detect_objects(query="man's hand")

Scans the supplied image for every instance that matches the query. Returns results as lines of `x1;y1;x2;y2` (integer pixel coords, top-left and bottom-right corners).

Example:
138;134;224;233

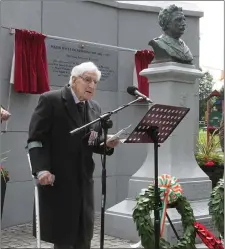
38;172;55;186
1;107;11;121
106;135;120;148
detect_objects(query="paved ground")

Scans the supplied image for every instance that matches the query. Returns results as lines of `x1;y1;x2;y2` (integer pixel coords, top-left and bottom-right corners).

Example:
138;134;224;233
1;213;207;248
1;214;131;248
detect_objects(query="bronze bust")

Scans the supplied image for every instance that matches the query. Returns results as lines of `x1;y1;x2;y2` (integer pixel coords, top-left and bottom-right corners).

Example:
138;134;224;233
149;4;194;64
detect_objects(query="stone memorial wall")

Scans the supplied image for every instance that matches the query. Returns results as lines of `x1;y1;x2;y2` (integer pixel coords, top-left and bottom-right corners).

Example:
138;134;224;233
45;39;118;91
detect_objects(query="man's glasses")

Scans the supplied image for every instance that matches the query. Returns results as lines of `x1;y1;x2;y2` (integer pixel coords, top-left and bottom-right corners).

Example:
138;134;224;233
79;76;98;85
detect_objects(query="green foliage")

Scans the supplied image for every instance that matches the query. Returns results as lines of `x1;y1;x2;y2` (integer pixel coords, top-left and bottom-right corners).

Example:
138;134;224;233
195;153;223;167
199;72;214;100
132;185;196;249
196;130;220;155
199;71;214;120
208;178;224;238
195;129;223;166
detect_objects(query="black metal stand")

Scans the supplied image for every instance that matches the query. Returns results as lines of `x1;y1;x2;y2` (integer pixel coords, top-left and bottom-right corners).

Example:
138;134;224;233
123;104;190;247
166;213;180;240
147;126;161;249
99;118;113;249
148;126;180;248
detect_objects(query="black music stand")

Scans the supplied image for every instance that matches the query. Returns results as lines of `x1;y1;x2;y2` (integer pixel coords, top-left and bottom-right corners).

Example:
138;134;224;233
124;104;190;249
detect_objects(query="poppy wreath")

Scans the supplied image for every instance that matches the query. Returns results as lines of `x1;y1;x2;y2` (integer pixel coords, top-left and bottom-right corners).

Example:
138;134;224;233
132;174;196;249
194;222;224;249
208;178;224;238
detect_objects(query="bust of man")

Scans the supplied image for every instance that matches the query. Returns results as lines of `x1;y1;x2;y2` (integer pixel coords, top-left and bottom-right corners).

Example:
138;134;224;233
149;4;194;64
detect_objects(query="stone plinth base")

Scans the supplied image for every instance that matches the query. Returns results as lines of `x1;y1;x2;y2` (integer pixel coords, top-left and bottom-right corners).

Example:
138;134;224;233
105;199;218;245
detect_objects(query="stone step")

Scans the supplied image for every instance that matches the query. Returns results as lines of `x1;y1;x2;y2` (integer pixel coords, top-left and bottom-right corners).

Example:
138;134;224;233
196;244;207;249
105;199;217;244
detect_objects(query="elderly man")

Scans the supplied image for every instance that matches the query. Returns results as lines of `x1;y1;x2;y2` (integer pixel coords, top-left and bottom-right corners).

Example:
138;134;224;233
27;61;119;249
149;4;193;64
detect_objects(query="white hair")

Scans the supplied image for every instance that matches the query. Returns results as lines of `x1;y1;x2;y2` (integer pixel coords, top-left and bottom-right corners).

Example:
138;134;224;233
69;61;101;85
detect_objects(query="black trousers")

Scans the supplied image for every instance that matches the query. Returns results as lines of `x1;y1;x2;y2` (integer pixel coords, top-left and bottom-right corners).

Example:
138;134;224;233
54;241;91;249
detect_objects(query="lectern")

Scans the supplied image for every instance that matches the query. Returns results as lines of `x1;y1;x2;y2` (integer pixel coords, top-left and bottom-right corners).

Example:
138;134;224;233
124;104;190;249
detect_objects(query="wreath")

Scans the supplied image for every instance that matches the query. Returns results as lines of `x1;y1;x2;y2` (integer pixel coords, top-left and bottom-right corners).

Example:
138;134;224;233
132;174;196;249
209;178;224;238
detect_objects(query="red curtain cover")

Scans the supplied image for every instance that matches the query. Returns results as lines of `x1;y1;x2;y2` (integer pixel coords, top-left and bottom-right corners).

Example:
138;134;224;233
135;50;154;97
14;29;50;94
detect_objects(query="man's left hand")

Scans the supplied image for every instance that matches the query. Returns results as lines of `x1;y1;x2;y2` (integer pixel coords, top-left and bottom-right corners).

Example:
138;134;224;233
106;135;120;148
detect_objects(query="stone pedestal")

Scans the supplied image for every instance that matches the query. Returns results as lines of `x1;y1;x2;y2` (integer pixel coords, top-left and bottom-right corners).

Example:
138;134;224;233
105;62;217;244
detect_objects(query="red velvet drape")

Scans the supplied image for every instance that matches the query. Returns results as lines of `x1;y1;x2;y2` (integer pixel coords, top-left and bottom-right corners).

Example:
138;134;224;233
14;29;50;94
135;50;154;97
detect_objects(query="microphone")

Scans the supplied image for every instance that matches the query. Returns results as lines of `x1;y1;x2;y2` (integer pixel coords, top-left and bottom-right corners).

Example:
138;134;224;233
127;86;153;103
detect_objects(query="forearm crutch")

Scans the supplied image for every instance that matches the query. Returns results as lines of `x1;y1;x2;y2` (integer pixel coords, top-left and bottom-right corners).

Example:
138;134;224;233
27;152;41;248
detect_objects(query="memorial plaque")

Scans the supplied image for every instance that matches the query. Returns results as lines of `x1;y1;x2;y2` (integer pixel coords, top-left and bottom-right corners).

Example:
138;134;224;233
45;39;118;91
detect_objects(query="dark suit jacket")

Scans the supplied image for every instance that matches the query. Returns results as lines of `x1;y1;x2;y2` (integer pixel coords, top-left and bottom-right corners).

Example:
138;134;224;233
27;85;114;245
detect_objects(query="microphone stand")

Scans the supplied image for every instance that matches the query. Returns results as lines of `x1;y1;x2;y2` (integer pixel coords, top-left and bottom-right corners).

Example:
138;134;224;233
70;96;146;249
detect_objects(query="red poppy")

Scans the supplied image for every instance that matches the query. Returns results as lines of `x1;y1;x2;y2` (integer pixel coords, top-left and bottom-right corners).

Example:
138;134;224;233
205;161;215;166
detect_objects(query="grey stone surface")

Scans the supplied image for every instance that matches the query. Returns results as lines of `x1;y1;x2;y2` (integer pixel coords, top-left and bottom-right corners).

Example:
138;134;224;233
1;214;131;248
1;86;60;132
127;178;212;201
90;0;204;18
1;213;207;248
105;199;217;244
1;181;34;228
1;1;42;32
42;1;118;46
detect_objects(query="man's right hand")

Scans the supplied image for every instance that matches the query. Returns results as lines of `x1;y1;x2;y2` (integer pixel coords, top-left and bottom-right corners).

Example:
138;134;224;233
1;107;11;121
38;171;55;186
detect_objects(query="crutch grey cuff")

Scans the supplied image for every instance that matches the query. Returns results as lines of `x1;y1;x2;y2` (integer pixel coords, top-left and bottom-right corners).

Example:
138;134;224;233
27;141;43;150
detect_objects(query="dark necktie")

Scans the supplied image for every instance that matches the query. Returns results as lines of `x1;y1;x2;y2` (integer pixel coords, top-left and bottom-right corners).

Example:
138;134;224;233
77;102;85;124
